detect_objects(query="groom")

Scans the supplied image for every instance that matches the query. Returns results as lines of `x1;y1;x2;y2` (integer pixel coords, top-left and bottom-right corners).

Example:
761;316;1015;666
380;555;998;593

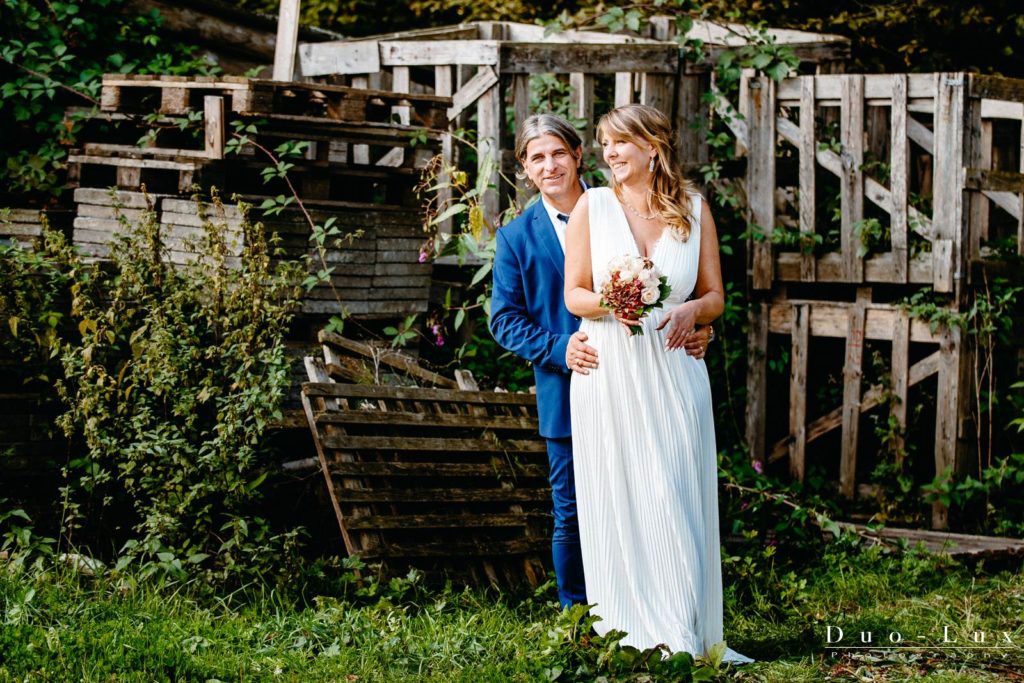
489;114;712;609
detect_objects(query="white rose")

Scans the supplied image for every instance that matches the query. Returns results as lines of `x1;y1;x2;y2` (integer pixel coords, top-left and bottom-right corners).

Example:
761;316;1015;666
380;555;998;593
641;285;659;304
618;268;636;282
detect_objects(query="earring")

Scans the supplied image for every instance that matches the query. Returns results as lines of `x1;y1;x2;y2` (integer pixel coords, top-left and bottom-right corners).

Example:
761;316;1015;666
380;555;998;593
648;156;656;172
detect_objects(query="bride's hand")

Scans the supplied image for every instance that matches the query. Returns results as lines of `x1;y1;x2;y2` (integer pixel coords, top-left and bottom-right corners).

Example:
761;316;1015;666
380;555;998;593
655;302;698;350
613;311;643;333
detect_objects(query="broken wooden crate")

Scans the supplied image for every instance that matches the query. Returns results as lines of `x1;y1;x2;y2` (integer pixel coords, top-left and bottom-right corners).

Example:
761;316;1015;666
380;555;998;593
300;331;551;587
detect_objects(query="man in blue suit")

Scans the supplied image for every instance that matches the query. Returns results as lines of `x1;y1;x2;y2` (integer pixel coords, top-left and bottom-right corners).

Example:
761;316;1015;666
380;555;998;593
489;114;713;610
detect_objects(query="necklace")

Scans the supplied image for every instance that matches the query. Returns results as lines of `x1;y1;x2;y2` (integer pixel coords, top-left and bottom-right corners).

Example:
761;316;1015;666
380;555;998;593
622;199;657;221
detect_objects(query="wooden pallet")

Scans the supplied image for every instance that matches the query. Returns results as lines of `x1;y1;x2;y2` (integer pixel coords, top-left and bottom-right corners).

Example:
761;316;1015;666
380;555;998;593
100;74;451;128
0;208;73;248
300;333;550;588
71;188;433;318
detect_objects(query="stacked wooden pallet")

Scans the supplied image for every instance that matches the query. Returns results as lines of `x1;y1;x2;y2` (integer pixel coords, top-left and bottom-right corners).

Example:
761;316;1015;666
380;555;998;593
72;188;431;317
0;208;73;248
66;74;451;319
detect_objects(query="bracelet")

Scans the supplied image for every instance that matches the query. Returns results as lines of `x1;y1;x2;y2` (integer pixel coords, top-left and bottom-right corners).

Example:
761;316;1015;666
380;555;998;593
708;324;716;343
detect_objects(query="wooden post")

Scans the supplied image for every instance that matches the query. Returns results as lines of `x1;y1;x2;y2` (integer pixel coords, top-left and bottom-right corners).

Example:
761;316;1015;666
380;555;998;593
272;0;301;81
964;89;985;279
351;76;370;165
746;76;776;290
513;74;532;199
204;96;224;160
840;75;865;283
435;66;454;237
798;76;816;282
376;66;410;167
840;288;869;499
933;325;961;529
477;83;502;223
932;73;965;293
745;302;769;465
789;303;809;481
890;74;909;283
891;309;910;468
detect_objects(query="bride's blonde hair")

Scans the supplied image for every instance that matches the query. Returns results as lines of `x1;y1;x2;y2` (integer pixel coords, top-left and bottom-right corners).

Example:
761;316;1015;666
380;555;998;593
597;104;697;241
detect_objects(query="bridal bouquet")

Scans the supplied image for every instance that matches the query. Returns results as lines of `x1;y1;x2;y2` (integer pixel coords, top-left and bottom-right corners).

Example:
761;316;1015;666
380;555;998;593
599;255;671;336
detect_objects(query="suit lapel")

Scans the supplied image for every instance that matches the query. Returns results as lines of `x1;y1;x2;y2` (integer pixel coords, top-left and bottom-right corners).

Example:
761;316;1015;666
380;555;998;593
531;203;565;280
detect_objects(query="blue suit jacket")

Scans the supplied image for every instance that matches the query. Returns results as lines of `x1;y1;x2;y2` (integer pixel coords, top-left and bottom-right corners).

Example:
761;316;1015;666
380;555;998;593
489;199;580;439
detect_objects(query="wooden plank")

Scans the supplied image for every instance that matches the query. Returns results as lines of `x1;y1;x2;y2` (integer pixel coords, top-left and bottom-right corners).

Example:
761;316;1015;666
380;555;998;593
331;487;551;504
745;302;768;463
501;44;678;74
890;74;909;282
67;154;201;171
766;299;941;343
381;40;500;67
318;330;458;387
316;410;538;431
746;76;776;289
305;381;536;406
298;40;381;76
349;76;370;165
159;77;188;115
614;72;633;107
321;434;545;452
356;538;550;560
204;96;224;160
345;512;548;530
840;76;865;282
676;74;703;166
931;74;965;293
839;288;869;499
963;168;1024;193
933;325;961;530
299;388;354;554
798;76;816;281
968;73;1024;102
448;66;499;121
272;0;301;81
327;461;546;478
891;309;910;467
569;73;595;150
477;82;502;222
789;304;809;481
375;66;410;168
965;93;985;275
639;73;673;117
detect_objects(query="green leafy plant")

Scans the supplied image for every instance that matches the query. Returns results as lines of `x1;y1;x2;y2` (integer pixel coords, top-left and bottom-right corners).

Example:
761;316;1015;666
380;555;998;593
55;190;305;585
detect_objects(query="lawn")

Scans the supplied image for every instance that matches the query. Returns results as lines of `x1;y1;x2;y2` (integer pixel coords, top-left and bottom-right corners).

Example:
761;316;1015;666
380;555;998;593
2;542;1022;682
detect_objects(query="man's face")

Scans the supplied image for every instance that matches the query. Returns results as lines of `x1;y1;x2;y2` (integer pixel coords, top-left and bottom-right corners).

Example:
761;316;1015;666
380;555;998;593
522;134;582;202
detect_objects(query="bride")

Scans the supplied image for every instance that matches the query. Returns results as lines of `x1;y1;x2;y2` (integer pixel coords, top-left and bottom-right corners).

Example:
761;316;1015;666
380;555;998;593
563;104;753;664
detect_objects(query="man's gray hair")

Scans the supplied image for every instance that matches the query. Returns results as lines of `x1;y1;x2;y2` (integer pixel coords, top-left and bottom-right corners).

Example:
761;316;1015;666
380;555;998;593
513;114;583;179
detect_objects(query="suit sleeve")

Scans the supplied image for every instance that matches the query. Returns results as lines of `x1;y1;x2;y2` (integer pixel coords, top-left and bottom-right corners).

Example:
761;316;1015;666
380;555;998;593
489;229;571;374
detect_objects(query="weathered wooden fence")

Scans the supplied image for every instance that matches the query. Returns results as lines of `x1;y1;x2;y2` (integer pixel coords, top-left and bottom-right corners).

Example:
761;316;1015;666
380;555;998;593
742;72;1024;529
293;20;849;220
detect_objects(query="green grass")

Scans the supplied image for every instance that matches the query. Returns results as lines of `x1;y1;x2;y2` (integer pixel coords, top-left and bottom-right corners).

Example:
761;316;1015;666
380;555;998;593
2;545;1023;682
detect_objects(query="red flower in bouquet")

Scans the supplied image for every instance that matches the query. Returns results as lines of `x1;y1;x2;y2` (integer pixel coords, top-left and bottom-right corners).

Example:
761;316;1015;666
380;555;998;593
599;254;671;336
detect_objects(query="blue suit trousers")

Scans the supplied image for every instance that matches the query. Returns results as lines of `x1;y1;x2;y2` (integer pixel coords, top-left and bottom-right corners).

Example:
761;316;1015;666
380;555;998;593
546;436;587;609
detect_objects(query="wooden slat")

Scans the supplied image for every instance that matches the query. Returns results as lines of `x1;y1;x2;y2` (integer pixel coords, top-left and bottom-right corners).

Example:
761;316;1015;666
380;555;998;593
614;72;632;107
448;66;499;121
676;74;703;166
204;96;224;160
304;381;535;405
639;73;673;117
890;74;909;282
840;76;865;282
747;76;776;289
933;325;961;530
345;512;547;530
317;410;538;431
745;302;768;463
331;487;551;503
931;73;965;293
798;76;816;281
320;434;546;454
839;288;869;499
789;304;809;480
501;44;678;75
569;73;595;150
318;330;458;388
891;309;910;467
357;537;550;560
272;0;300;81
326;461;547;478
477;82;502;220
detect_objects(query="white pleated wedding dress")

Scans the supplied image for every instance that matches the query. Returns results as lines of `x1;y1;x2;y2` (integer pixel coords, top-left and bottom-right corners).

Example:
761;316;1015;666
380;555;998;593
570;187;752;664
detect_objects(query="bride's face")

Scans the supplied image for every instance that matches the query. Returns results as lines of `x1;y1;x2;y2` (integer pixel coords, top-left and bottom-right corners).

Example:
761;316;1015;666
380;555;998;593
600;128;654;186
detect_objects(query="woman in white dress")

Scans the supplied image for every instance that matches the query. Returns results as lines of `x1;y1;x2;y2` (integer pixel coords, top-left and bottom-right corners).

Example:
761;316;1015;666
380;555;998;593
563;104;752;664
